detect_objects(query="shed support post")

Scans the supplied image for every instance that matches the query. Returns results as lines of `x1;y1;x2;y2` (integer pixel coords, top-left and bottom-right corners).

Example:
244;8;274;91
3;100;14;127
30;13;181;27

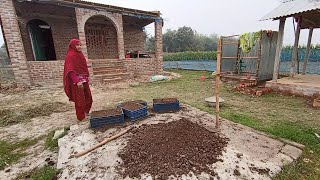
273;18;286;81
302;28;313;75
290;17;301;77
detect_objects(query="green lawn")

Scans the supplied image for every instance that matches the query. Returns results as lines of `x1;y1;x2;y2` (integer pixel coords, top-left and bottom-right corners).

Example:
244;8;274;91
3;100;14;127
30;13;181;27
129;69;320;179
0;139;38;170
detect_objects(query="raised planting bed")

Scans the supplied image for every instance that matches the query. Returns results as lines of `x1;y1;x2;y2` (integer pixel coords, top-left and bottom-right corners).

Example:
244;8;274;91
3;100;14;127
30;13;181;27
153;98;180;113
90;108;124;128
119;102;148;121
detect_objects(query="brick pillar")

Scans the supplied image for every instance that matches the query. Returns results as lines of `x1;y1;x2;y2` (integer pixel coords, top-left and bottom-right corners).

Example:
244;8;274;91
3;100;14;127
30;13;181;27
154;18;163;74
116;14;125;59
0;0;32;85
75;8;88;59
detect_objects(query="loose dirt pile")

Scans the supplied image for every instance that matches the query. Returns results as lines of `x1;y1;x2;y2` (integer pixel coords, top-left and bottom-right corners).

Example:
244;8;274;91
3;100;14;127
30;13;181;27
118;118;229;179
91;108;123;118
121;102;144;110
153;98;178;104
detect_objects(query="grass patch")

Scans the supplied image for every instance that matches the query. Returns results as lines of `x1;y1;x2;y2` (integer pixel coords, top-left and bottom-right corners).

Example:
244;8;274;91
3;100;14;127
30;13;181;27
0;139;38;170
0;102;70;127
45;127;69;151
16;165;59;180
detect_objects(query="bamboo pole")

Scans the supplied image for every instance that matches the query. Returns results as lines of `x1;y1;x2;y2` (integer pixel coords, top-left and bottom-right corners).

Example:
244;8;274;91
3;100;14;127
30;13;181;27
273;18;286;81
236;39;241;74
290;18;301;77
215;38;222;129
74;127;132;157
255;30;263;84
302;28;313;75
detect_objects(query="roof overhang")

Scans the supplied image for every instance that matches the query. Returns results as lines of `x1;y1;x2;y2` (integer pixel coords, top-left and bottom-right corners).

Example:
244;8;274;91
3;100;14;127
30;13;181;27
261;0;320;21
16;0;162;20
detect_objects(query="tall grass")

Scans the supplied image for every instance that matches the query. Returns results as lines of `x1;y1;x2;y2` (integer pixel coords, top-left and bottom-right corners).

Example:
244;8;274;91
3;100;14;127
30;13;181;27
163;51;217;61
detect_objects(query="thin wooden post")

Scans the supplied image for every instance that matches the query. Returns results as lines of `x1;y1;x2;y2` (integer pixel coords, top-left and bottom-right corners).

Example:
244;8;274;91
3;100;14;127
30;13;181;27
255;30;263;84
236;39;241;74
290;17;302;77
302;28;313;75
273;18;286;81
215;38;222;128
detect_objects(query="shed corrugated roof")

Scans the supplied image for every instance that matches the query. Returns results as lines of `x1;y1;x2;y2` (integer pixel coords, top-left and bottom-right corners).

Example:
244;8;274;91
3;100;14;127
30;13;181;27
261;0;320;21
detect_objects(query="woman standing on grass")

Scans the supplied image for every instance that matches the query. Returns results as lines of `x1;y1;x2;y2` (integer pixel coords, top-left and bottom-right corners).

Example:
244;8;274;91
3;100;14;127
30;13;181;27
63;39;92;121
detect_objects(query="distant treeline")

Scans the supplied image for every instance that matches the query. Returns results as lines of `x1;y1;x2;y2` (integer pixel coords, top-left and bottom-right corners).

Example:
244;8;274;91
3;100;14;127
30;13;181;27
163;51;216;61
145;26;320;62
162;47;320;62
145;26;218;53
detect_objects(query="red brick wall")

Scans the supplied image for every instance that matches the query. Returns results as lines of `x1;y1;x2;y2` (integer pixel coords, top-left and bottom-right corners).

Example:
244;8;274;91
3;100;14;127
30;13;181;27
124;26;145;53
75;8;125;59
85;23;118;59
1;1;163;85
123;58;159;77
14;2;78;61
0;0;31;85
28;61;64;85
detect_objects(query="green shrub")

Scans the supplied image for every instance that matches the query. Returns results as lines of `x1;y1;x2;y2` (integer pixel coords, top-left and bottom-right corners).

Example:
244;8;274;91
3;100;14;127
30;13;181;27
163;51;217;61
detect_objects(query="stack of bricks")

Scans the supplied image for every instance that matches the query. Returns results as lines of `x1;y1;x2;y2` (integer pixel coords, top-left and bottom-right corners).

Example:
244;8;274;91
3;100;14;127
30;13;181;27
313;94;320;108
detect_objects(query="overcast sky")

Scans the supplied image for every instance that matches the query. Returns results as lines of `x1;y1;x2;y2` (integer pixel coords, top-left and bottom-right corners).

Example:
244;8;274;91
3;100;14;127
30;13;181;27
1;0;320;47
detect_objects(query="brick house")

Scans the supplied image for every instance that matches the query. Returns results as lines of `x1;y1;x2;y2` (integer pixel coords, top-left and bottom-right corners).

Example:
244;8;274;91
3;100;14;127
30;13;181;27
0;0;163;85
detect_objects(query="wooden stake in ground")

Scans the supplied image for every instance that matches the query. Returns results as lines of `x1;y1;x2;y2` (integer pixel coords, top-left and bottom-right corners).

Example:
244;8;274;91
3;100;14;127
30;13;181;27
215;38;222;128
74;127;132;158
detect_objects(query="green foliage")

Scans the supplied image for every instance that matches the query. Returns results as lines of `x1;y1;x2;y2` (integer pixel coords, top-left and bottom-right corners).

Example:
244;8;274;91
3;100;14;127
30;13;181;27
17;165;59;180
163;51;217;61
0;139;38;170
45;127;69;151
28;166;58;180
145;36;155;52
0;43;10;65
145;26;218;53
